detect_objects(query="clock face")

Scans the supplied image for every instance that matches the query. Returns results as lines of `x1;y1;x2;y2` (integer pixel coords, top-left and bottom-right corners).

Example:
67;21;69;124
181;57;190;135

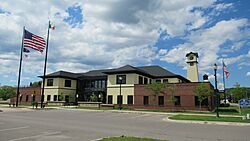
189;56;194;60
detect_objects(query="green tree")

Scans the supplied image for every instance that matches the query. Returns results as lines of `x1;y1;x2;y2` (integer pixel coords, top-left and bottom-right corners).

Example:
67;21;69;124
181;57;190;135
147;82;166;102
31;81;42;87
0;86;16;100
90;92;98;102
229;87;248;102
193;83;213;110
167;84;177;104
58;93;64;101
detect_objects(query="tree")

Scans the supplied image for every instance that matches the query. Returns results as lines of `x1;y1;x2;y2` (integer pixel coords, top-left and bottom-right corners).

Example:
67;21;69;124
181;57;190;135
147;82;166;102
229;87;248;102
90;92;98;102
167;84;177;104
58;93;64;101
0;86;16;100
30;81;42;87
193;83;213;110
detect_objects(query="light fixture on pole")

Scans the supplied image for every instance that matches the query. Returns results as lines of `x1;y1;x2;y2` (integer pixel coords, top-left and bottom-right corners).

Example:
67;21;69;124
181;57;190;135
76;94;79;105
119;76;123;110
214;63;219;118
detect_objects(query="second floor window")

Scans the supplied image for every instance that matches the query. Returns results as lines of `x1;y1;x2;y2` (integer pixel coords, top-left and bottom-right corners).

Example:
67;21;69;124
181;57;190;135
116;75;126;84
65;80;71;87
47;79;53;86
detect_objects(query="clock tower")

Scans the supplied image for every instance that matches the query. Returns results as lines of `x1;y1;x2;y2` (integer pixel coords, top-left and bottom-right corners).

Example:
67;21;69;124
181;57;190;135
186;52;199;82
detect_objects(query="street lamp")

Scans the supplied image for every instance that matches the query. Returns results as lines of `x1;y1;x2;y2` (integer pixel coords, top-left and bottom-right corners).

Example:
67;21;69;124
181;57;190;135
98;93;101;109
119;76;123;110
76;94;79;106
214;63;219;118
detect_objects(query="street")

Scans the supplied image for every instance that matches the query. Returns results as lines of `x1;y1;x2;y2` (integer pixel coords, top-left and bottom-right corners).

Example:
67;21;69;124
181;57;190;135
0;109;249;141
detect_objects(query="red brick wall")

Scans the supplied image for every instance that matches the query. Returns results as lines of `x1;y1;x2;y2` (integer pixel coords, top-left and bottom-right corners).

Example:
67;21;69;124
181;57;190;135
134;83;215;111
10;87;41;105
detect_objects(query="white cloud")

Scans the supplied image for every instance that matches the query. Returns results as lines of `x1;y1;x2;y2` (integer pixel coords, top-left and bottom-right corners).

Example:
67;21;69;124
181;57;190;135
0;0;219;78
247;72;250;77
160;18;249;73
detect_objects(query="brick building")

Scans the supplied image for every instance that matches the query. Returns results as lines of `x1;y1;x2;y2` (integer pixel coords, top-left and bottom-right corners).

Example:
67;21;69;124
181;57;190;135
11;86;41;105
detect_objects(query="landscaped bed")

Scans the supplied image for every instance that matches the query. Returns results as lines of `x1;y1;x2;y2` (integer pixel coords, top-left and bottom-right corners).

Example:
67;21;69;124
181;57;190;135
98;136;168;141
169;114;250;123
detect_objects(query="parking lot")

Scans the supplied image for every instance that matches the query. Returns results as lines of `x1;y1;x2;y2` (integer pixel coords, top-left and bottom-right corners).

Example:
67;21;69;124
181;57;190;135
0;109;249;141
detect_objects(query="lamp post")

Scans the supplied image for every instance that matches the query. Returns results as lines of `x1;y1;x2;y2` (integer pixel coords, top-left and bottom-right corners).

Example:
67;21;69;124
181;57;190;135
76;94;79;106
119;76;122;110
98;93;101;109
214;63;219;118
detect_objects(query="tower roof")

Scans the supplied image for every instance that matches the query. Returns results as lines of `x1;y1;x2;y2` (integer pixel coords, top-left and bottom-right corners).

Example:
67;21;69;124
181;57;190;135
186;52;199;58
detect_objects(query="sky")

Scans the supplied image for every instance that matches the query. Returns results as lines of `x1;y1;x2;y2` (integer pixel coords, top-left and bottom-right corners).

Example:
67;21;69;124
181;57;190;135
0;0;249;89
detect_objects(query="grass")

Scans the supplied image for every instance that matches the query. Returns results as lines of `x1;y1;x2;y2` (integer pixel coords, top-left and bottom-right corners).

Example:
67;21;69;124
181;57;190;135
98;136;168;141
169;114;250;123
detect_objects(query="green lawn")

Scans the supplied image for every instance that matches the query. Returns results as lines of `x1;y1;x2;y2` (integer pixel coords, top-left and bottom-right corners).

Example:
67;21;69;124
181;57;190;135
98;136;168;141
169;114;250;123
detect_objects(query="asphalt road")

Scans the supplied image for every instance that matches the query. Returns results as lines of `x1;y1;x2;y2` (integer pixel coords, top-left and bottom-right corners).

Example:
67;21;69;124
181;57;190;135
0;109;249;141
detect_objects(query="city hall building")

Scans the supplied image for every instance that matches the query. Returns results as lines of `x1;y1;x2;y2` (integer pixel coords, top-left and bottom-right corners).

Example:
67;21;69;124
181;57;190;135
39;52;215;111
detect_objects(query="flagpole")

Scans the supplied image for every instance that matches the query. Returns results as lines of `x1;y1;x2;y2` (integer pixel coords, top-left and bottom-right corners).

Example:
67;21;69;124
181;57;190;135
41;21;50;108
16;26;25;107
222;60;226;104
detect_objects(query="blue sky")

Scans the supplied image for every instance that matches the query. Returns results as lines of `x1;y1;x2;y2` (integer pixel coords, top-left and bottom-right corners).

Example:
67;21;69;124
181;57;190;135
0;0;249;89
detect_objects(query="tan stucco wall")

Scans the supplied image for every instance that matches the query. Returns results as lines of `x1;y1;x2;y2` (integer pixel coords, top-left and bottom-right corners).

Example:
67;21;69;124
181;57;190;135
107;87;134;104
43;78;77;102
107;73;138;86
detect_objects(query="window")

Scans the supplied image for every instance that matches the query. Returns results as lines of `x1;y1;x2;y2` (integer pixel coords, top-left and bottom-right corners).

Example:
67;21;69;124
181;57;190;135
127;96;133;105
65;95;69;103
190;62;194;66
149;79;152;84
53;95;58;101
91;81;95;88
163;79;168;83
98;80;102;88
102;80;106;88
108;95;113;104
117;95;123;105
47;79;53;86
26;95;29;102
143;96;149;106
155;79;161;83
139;76;143;84
65;80;71;87
195;96;208;107
47;95;51;101
158;96;164;106
95;81;98;88
175;96;181;106
144;78;148;84
116;75;126;84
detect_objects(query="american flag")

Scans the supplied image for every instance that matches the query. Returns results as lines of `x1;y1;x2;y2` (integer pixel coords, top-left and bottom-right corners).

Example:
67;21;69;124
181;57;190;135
223;61;230;79
23;29;46;53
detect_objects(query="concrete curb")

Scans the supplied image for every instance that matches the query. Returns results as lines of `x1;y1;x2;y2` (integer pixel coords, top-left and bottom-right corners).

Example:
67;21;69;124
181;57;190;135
164;116;250;126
